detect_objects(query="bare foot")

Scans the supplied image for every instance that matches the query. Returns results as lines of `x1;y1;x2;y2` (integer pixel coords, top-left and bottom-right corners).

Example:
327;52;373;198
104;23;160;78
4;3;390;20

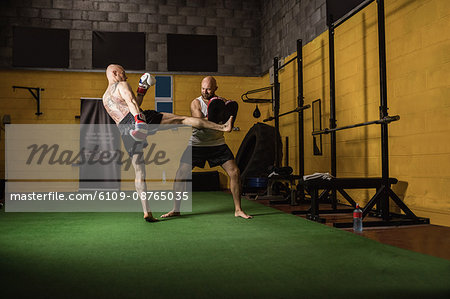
144;212;158;222
235;210;253;219
222;116;233;132
144;216;159;222
160;210;181;218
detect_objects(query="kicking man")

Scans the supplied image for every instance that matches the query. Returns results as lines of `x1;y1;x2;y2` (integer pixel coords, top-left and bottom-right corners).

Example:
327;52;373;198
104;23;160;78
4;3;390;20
102;65;233;222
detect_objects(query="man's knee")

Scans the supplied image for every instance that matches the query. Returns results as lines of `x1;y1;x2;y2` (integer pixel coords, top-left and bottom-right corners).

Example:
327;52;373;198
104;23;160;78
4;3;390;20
172;116;185;124
135;174;145;183
227;164;240;181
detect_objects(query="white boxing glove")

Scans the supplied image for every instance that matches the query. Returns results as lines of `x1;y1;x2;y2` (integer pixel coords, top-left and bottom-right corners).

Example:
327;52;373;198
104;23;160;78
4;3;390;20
136;73;156;96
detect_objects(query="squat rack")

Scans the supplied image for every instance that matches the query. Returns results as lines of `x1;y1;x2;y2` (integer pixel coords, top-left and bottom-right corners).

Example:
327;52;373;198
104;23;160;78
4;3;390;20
265;40;310;203
241;40;310;204
313;0;429;227
266;40;311;172
263;39;311;205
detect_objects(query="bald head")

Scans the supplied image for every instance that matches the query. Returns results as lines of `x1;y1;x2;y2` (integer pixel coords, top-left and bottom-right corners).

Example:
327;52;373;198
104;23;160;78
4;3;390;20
202;76;217;89
201;76;218;100
106;64;127;83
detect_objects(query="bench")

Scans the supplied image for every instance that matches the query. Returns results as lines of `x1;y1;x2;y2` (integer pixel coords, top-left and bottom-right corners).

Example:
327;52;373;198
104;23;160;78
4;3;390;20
293;177;398;222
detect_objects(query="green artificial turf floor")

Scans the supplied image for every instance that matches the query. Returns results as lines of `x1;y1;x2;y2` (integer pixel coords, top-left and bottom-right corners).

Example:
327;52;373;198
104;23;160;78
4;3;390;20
1;191;449;298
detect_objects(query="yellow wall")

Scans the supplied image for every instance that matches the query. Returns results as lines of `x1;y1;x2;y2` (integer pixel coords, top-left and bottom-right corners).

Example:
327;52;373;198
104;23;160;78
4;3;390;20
1;0;448;225
260;0;450;226
0;69;265;189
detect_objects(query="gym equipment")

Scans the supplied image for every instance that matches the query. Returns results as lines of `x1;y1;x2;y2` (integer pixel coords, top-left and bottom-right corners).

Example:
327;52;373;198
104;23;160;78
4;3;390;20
12;85;44;115
298;0;429;227
312;99;322;155
246;177;268;189
262;40;311;205
242;86;272;122
263;105;310;122
79;98;120;191
294;177;397;222
252;105;261;118
241;86;273;103
207;97;226;123
266;138;297;205
241;40;310;205
243;177;268;196
312;115;400;135
224;100;238;127
236;123;282;193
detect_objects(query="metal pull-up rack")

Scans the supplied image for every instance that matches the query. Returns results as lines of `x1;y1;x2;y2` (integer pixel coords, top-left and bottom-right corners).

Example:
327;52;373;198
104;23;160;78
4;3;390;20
271;40;310;173
240;39;310;204
312;0;429;227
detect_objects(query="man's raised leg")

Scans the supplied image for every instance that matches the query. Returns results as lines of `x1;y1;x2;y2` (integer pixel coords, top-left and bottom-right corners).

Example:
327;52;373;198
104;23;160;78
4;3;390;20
161;114;233;132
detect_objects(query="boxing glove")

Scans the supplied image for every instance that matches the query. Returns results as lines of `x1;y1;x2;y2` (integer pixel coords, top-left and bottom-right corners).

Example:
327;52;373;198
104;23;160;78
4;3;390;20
130;113;148;141
136;73;156;96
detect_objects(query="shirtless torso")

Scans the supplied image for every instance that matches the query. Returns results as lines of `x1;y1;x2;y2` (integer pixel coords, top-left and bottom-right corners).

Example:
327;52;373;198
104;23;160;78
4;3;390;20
102;82;133;124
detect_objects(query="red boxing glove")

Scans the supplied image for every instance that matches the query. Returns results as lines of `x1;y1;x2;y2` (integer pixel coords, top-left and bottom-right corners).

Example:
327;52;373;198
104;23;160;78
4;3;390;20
129;113;147;141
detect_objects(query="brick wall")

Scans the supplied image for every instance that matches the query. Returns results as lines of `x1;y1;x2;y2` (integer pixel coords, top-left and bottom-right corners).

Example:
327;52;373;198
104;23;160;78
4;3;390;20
260;0;327;73
0;0;261;75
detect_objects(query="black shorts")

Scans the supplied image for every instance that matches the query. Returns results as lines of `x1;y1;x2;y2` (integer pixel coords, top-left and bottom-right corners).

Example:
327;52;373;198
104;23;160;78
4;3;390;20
181;144;235;168
118;110;163;157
